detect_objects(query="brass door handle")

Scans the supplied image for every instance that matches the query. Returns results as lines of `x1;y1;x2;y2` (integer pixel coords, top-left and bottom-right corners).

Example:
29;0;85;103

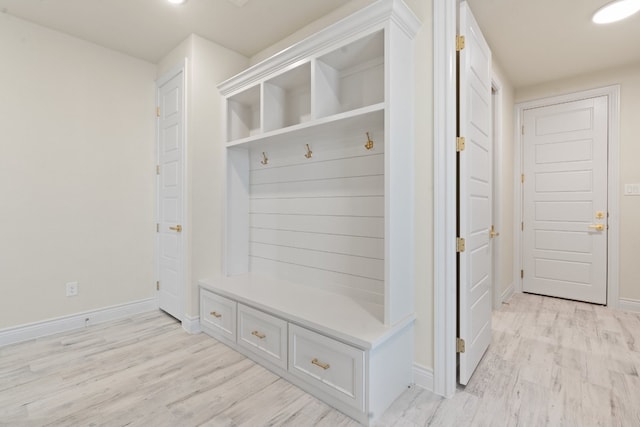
490;225;500;238
210;311;222;318
588;224;605;231
169;225;182;232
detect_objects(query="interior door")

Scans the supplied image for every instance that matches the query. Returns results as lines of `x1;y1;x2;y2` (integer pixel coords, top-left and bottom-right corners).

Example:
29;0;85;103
157;69;185;320
522;96;608;304
458;1;493;385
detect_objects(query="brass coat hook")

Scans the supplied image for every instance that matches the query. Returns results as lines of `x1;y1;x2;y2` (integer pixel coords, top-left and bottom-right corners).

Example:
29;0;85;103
364;132;374;150
261;152;269;165
304;144;313;159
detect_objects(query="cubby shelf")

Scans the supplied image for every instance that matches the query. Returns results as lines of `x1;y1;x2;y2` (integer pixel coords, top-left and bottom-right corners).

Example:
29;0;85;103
226;102;384;149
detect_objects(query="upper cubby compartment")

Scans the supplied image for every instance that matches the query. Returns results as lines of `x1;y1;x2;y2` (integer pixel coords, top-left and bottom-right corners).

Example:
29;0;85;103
263;62;311;132
314;31;384;119
227;85;261;142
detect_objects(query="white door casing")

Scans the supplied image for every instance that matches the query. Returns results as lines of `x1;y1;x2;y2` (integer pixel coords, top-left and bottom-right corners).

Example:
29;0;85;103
458;1;493;386
522;96;608;304
157;67;185;321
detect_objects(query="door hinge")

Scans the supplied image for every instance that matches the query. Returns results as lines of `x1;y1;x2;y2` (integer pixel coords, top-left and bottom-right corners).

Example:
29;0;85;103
456;136;466;152
456;237;466;253
457;338;466;353
521;125;525;135
156;165;160;175
521;174;525;183
521;222;524;231
156;106;160;118
521;270;524;279
156;281;160;291
456;35;465;52
156;223;159;232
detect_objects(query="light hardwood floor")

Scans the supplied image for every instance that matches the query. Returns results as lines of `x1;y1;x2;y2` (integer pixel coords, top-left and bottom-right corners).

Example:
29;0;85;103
1;293;639;426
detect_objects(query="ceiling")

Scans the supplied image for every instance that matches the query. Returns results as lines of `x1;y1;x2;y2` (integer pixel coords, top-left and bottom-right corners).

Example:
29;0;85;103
467;0;640;87
1;0;639;88
0;0;356;63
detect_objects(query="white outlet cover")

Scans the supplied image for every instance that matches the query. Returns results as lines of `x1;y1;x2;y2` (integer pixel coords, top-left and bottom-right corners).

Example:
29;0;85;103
624;183;640;195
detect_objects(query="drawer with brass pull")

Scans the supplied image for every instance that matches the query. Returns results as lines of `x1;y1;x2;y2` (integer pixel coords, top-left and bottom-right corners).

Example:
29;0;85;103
200;289;236;344
237;304;288;369
288;324;364;411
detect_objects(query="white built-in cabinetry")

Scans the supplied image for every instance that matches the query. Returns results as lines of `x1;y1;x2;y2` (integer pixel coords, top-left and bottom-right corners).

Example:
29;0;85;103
199;1;419;424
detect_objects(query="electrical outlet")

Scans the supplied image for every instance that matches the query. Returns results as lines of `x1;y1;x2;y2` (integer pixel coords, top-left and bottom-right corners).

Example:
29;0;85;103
66;282;78;297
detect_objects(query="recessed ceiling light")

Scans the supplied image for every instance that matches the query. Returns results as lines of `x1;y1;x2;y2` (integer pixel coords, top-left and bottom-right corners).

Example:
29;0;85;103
593;0;640;24
167;0;187;5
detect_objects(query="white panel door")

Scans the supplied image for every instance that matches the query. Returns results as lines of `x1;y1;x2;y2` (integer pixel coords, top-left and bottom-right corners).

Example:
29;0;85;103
522;96;608;304
458;1;493;386
157;70;184;320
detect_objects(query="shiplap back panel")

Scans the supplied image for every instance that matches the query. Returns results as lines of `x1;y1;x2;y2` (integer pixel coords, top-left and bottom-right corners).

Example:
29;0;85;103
248;133;384;306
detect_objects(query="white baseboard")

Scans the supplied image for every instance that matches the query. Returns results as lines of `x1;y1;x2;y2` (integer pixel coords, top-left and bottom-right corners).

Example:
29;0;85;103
501;283;514;303
0;298;159;347
413;363;434;392
182;315;201;334
618;298;640;313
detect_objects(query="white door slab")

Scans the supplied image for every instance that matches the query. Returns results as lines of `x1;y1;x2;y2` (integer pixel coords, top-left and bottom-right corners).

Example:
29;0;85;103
522;96;608;304
157;69;185;320
458;1;493;386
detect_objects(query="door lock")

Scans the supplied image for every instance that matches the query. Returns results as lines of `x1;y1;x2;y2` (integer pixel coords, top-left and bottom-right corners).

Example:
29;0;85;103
169;225;182;232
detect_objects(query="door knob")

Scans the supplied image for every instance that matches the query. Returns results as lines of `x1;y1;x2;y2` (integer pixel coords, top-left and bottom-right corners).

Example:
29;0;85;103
588;224;604;231
489;225;500;238
169;225;182;232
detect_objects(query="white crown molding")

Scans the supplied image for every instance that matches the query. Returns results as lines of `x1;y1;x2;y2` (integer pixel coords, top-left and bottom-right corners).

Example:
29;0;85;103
218;0;420;96
0;298;158;347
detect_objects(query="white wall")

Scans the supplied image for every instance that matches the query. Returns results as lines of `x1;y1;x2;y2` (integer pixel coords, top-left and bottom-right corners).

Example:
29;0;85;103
516;61;640;303
0;14;157;329
492;60;515;301
249;0;435;369
157;35;249;318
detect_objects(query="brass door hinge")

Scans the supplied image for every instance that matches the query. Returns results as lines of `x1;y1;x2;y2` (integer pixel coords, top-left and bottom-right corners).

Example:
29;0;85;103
456;237;466;253
456;137;466;152
521;270;524;279
456;35;465;52
521;125;525;135
521;222;524;231
457;338;466;353
156;165;160;175
156;281;160;291
156;107;160;117
521;174;525;183
156;223;160;232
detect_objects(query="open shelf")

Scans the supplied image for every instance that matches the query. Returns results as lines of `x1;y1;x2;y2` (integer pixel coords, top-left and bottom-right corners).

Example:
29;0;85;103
315;31;384;118
226;102;384;149
263;62;312;132
227;85;261;142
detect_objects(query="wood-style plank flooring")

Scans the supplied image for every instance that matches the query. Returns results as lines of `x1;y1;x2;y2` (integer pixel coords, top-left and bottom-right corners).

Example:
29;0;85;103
1;293;639;426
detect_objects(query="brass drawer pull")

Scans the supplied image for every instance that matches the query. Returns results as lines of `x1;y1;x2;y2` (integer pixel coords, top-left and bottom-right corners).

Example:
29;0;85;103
311;358;330;370
210;311;222;318
251;331;266;339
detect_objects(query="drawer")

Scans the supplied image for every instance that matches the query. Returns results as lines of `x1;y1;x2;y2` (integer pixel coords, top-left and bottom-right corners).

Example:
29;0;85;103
200;289;236;344
288;324;364;411
237;304;288;370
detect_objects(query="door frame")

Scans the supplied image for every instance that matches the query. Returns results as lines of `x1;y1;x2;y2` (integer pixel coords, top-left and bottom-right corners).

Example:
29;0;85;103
433;0;458;398
514;85;620;307
491;74;503;310
155;61;189;323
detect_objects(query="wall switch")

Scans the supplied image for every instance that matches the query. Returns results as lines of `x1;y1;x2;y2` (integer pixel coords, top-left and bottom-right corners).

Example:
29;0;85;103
66;281;78;297
624;184;640;196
